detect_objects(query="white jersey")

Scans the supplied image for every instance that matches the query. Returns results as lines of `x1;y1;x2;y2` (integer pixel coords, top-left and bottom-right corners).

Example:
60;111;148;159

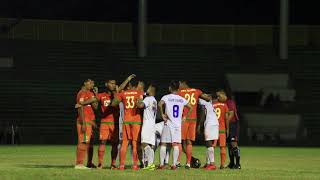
155;122;164;136
142;96;157;127
161;93;188;129
199;99;219;126
141;96;157;145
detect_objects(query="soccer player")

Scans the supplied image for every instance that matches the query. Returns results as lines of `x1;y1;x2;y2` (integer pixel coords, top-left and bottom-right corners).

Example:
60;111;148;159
158;80;192;170
95;75;136;169
74;79;98;170
178;80;211;168
199;99;219;170
111;79;144;170
216;89;241;169
212;94;229;169
95;80;119;169
137;84;157;170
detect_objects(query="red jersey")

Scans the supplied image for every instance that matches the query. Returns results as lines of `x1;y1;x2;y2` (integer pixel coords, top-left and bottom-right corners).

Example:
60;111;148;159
115;90;144;123
226;99;239;122
213;102;229;131
76;90;95;123
97;92;119;123
178;88;203;121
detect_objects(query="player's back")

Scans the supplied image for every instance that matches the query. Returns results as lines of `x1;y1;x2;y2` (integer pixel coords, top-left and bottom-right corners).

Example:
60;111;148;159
117;89;144;122
161;93;188;128
178;88;202;121
213;101;228;130
199;99;218;126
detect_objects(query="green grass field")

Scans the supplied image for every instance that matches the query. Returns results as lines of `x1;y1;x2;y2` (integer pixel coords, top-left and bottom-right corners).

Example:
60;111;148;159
0;146;320;180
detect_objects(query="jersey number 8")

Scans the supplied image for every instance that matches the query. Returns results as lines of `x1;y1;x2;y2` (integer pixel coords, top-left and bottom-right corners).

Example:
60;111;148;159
173;105;179;118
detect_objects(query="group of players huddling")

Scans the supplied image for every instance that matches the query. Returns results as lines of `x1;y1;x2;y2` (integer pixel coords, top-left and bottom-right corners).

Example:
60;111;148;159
74;74;241;171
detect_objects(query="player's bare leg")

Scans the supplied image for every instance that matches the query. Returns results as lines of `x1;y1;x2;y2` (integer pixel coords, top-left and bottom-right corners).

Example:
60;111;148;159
97;140;106;169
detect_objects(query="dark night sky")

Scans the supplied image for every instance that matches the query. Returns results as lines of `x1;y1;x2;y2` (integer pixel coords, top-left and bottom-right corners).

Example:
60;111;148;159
0;0;318;24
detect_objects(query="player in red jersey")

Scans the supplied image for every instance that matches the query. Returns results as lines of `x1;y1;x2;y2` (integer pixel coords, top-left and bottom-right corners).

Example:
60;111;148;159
217;89;241;169
178;80;211;169
212;94;229;169
111;79;144;170
95;75;136;169
74;79;98;170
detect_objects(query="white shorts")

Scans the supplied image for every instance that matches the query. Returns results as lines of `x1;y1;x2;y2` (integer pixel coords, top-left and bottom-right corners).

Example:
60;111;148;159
141;126;155;146
161;124;181;143
204;124;219;141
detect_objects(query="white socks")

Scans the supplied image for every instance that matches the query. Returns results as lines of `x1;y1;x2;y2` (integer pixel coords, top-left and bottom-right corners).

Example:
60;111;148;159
144;145;154;165
160;145;167;166
207;147;215;164
173;146;179;167
165;146;171;164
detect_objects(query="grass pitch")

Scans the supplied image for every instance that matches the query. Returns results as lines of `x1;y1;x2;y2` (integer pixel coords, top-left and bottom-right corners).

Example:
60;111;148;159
0;145;319;180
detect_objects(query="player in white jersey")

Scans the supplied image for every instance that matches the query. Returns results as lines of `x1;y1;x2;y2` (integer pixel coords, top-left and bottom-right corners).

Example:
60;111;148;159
158;81;192;170
137;84;157;170
199;99;219;170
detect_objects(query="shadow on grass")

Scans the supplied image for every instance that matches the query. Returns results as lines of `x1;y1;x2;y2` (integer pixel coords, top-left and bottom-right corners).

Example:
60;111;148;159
18;164;74;169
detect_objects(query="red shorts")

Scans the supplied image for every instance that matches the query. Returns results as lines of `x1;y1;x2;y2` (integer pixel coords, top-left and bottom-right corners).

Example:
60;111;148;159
122;124;141;141
181;121;196;141
99;123;118;142
77;123;93;143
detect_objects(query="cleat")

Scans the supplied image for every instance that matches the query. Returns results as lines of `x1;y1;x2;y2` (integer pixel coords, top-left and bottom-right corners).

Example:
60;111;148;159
202;164;208;169
220;165;226;169
143;164;156;171
110;164;117;170
132;165;139;170
205;164;217;170
74;164;91;170
234;164;241;169
185;164;191;170
157;165;166;170
175;162;181;168
227;163;235;169
171;165;177;170
87;163;97;169
97;163;103;169
117;166;125;170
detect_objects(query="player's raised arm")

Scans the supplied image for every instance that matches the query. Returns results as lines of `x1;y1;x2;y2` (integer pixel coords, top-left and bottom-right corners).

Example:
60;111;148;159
158;100;168;122
118;74;136;92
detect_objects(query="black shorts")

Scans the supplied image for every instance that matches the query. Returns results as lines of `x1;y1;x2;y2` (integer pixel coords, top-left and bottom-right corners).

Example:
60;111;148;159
228;121;239;143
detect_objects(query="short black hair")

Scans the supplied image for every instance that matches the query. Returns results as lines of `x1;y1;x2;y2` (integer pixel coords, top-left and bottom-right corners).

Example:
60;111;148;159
105;79;116;83
149;83;157;92
130;79;140;87
169;80;180;91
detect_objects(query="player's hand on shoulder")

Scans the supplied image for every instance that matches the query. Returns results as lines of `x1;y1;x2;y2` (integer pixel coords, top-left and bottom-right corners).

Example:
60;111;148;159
93;87;98;94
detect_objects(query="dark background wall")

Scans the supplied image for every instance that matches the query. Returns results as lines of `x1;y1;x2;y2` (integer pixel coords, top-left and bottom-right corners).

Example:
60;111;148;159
0;0;319;24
